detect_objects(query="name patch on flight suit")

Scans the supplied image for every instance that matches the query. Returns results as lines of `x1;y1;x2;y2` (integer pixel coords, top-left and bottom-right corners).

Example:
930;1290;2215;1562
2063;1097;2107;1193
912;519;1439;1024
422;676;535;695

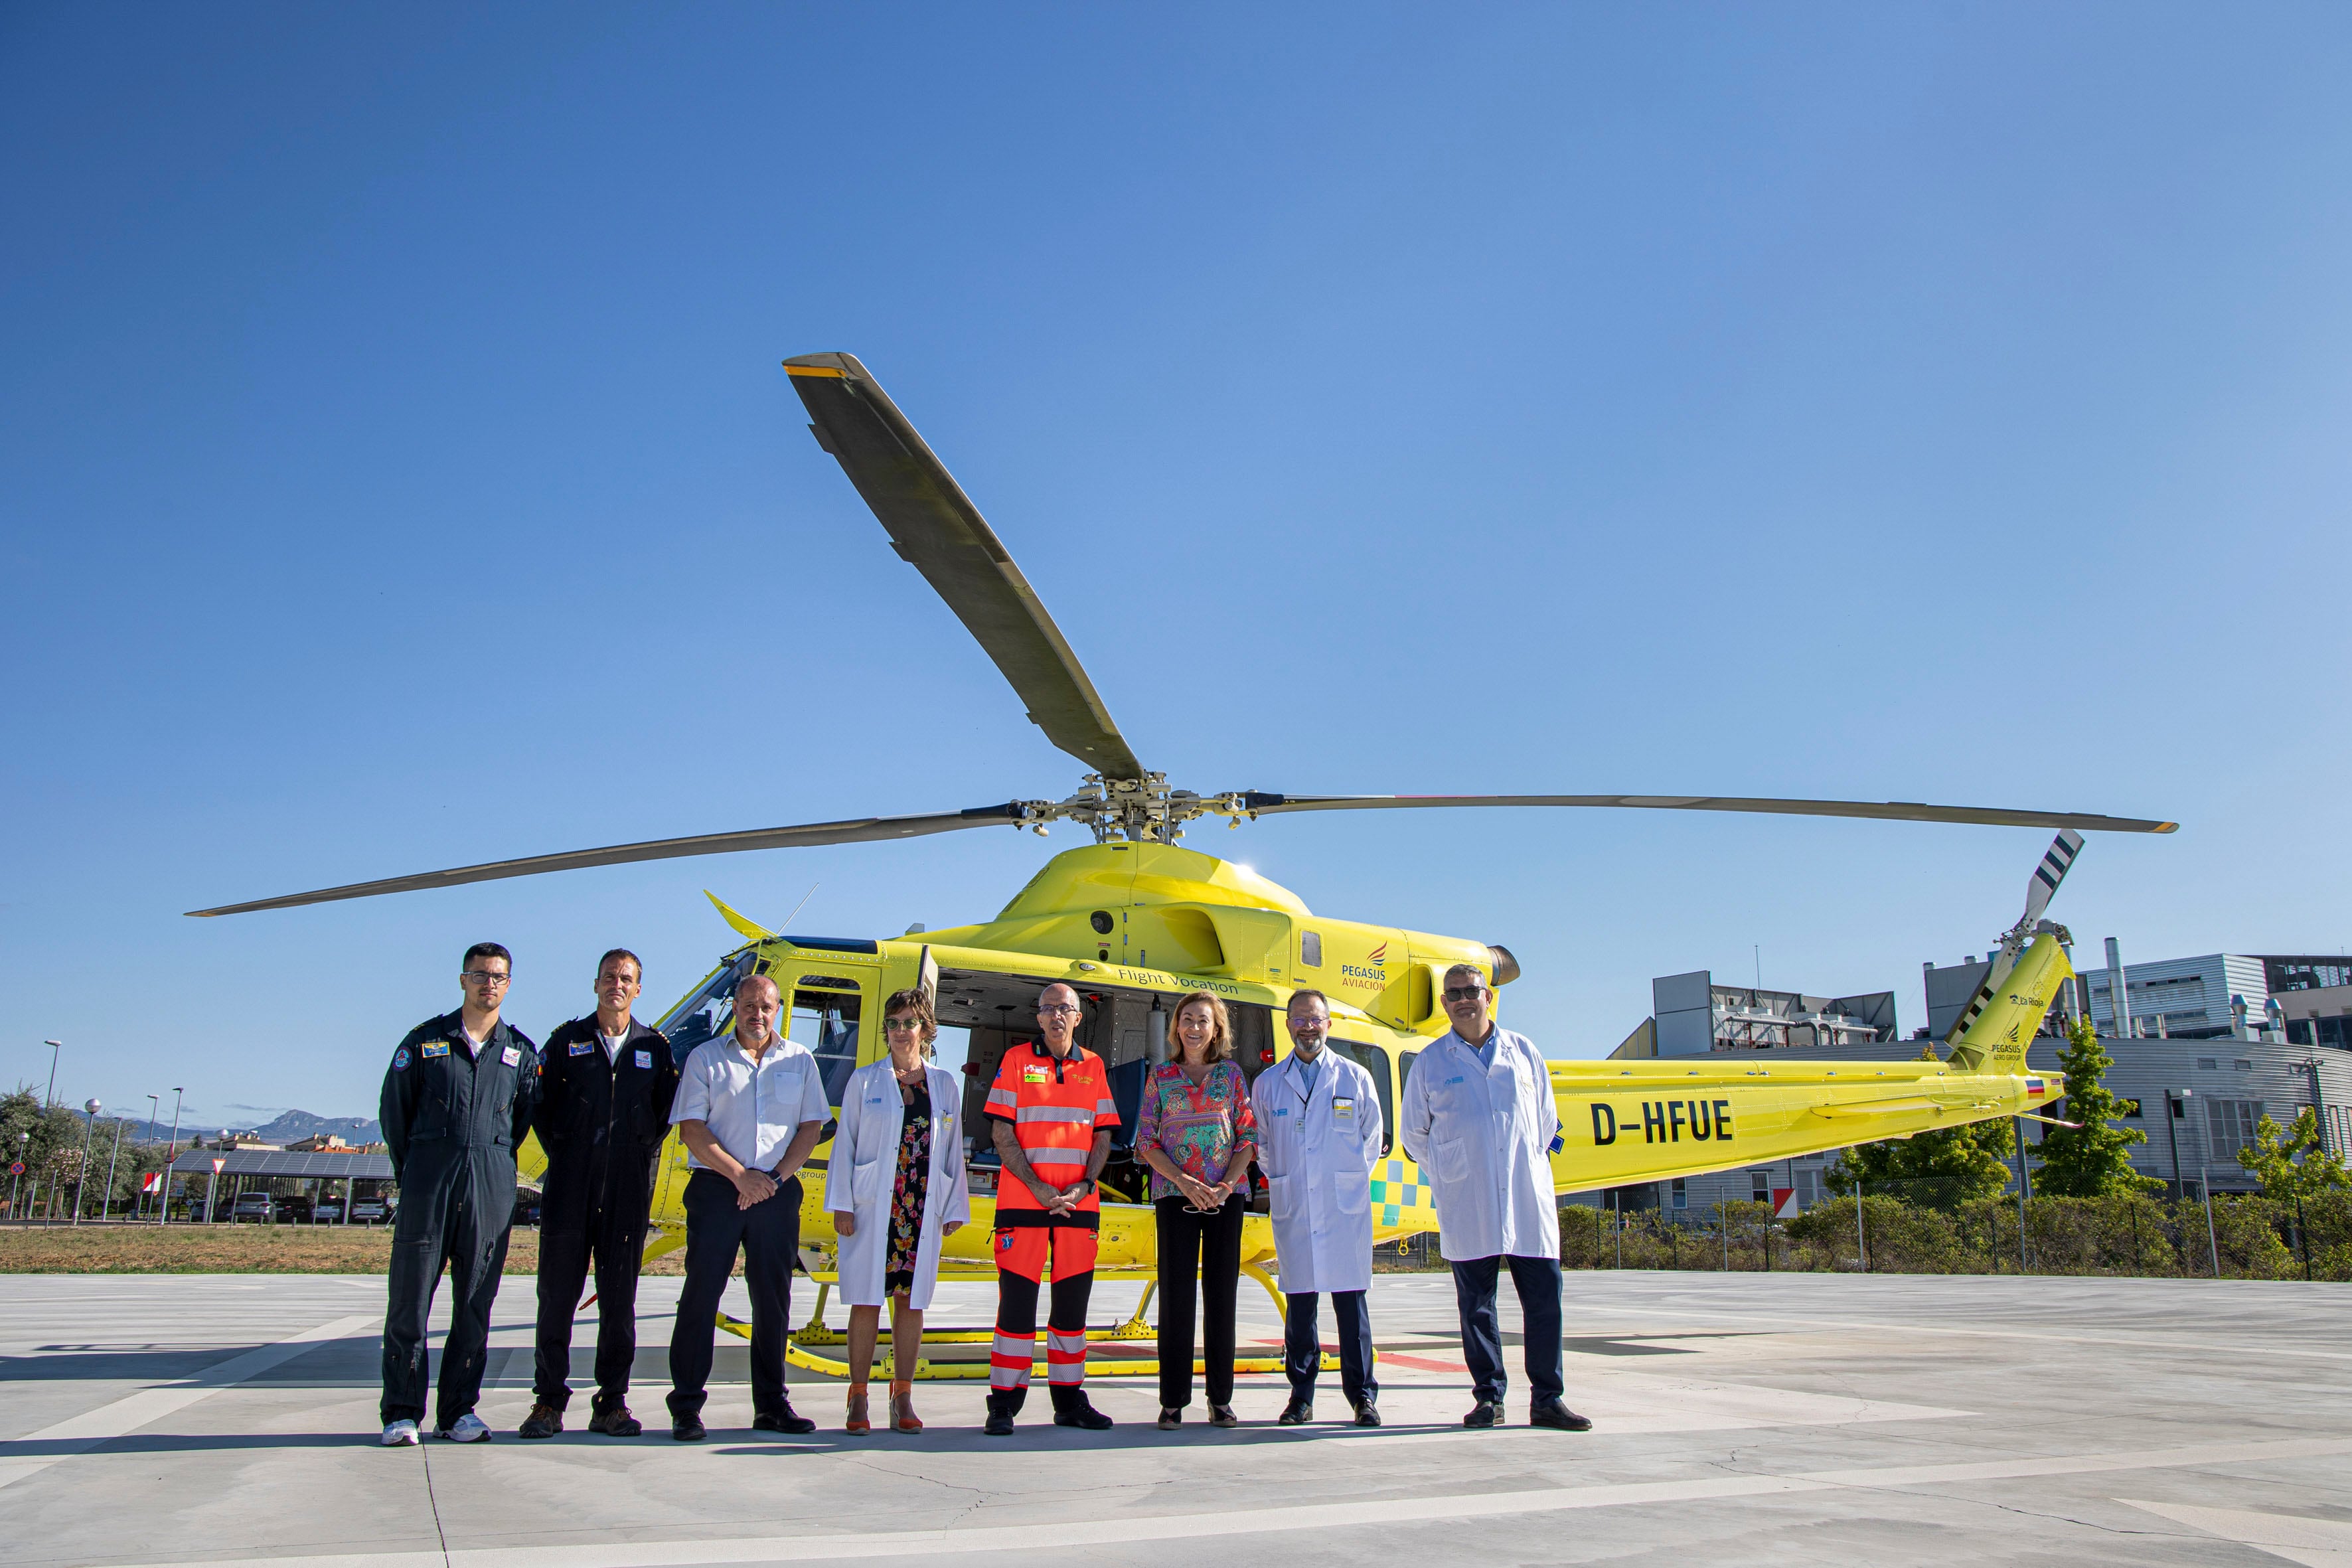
1332;1096;1356;1120
421;1042;449;1058
570;1040;594;1056
502;1046;522;1066
635;1050;653;1069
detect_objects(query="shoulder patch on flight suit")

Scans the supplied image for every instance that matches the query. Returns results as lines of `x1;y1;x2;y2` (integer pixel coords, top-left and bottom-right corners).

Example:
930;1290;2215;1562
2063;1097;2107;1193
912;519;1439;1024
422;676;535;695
501;1045;522;1066
421;1041;449;1058
635;1049;653;1069
392;1047;412;1071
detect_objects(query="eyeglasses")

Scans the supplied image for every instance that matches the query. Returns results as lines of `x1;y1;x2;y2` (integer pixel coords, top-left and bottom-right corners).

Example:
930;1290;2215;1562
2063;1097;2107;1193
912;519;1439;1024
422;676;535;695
461;971;512;987
1037;1004;1082;1017
1441;986;1488;1003
884;1017;925;1034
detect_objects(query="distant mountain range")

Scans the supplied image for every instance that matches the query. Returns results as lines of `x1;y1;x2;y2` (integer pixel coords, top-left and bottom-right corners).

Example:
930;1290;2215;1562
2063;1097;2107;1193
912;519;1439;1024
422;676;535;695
118;1109;383;1147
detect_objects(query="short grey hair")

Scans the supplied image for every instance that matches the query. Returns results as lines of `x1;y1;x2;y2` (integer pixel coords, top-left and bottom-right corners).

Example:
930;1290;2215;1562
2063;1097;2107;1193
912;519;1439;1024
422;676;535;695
1443;963;1488;991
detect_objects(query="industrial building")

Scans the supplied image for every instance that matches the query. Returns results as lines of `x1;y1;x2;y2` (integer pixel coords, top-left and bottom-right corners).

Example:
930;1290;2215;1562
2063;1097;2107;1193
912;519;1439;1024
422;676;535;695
1589;941;2352;1217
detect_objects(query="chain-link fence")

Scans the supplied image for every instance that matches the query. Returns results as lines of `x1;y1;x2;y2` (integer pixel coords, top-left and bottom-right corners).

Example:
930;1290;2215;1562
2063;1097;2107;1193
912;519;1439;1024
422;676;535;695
1557;1186;2352;1280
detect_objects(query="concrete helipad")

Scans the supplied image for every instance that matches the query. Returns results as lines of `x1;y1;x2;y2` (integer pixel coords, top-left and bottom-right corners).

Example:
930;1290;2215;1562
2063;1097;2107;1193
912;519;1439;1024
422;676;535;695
3;1269;2347;1566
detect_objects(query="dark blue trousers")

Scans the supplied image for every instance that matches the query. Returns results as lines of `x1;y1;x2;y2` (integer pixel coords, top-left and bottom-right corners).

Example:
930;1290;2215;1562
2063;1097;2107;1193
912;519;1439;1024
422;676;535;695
1450;1253;1564;1404
1283;1288;1377;1408
667;1170;800;1423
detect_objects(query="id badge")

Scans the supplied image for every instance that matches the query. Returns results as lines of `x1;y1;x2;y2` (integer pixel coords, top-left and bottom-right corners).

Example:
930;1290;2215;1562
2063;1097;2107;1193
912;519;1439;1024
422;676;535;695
635;1049;653;1069
1332;1095;1356;1121
501;1045;522;1067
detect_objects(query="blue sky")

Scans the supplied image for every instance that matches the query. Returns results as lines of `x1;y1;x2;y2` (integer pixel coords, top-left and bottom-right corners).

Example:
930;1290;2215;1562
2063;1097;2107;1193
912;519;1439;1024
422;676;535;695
4;5;2347;1129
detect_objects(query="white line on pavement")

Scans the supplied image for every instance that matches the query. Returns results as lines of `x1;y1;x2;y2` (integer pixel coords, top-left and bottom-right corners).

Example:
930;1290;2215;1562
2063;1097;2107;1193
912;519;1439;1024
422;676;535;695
0;1313;378;1494
80;1435;2352;1568
1563;1300;2352;1364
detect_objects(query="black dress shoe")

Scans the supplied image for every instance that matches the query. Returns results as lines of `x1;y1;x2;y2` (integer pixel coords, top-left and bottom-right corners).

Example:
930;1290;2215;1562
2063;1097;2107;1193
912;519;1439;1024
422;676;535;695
753;1407;818;1435
1463;1399;1502;1429
1529;1396;1593;1432
1277;1398;1313;1425
671;1417;706;1442
1352;1401;1383;1428
983;1410;1016;1437
1052;1401;1113;1431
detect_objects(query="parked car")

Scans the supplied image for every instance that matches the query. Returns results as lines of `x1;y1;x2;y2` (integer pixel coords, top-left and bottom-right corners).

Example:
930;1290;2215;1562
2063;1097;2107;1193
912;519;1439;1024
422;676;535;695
311;1198;345;1223
228;1192;275;1223
273;1194;313;1223
512;1194;541;1227
349;1195;392;1225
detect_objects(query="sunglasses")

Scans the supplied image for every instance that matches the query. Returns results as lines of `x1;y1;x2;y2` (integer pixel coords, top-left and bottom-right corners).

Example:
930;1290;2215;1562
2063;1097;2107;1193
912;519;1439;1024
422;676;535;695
1441;985;1488;1003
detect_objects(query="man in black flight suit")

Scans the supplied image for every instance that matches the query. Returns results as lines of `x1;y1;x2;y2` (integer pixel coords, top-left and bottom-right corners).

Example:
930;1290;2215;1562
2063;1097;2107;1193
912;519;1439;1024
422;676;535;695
379;941;541;1446
519;948;680;1439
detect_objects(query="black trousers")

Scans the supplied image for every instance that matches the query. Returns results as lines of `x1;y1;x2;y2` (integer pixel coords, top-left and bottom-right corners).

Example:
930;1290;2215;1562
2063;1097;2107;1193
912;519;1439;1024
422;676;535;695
1153;1194;1243;1409
380;1165;511;1429
667;1170;801;1423
533;1182;648;1413
1284;1288;1377;1408
1450;1252;1565;1405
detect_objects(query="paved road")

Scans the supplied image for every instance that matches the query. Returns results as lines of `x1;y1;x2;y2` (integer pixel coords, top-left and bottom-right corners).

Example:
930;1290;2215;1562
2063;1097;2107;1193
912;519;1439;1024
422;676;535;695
1;1269;2346;1566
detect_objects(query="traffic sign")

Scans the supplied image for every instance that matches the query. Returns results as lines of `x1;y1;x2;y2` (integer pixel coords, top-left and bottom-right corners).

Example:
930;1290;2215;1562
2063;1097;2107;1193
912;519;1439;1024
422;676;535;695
211;1158;226;1174
7;1161;23;1177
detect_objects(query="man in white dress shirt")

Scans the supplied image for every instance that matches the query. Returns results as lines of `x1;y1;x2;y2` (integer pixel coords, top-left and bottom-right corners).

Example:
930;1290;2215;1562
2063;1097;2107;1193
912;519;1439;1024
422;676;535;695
1399;963;1591;1433
665;973;829;1441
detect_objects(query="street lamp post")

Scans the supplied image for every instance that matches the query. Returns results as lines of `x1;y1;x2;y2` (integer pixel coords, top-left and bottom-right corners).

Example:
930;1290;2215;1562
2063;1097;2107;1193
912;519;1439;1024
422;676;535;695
101;1115;125;1225
9;1131;26;1223
72;1099;100;1225
161;1088;183;1225
44;1040;64;1108
139;1094;159;1220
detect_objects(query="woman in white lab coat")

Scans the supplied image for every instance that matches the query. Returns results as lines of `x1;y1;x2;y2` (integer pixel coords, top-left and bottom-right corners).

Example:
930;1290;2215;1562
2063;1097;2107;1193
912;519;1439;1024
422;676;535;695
824;988;969;1434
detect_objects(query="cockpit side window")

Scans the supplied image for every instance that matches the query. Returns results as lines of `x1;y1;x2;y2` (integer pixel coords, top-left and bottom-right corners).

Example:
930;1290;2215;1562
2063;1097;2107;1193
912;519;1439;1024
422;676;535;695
655;953;760;1067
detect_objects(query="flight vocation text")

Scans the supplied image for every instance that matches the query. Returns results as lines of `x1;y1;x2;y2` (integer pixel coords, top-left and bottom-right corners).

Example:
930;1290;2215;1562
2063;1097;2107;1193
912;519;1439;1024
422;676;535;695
1589;1100;1733;1146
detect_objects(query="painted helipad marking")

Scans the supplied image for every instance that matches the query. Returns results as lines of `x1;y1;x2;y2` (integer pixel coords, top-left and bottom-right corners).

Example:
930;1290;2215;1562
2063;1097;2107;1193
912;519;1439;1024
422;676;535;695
82;1435;2352;1568
0;1312;376;1493
2118;1499;2352;1568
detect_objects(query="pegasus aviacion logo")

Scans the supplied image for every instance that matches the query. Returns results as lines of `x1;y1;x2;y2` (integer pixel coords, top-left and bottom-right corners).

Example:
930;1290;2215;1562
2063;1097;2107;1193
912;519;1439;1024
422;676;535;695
1340;941;1389;987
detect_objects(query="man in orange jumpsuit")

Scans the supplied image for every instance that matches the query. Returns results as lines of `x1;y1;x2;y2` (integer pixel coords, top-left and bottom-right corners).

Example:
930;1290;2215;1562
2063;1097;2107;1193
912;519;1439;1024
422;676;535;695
983;981;1119;1435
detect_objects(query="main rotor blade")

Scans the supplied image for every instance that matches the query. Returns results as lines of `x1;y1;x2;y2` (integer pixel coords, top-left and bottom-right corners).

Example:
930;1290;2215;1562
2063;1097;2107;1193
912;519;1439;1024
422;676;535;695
1232;792;2178;834
185;805;1028;917
785;353;1144;782
2021;828;2086;925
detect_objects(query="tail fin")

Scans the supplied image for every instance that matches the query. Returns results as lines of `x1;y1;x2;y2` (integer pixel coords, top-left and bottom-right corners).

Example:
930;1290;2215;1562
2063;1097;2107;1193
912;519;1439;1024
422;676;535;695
1944;932;2073;1073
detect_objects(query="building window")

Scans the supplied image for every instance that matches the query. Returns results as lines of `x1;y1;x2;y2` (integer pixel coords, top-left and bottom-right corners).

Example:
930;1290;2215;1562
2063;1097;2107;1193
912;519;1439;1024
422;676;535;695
1750;1172;1770;1204
2206;1099;2265;1161
2197;1058;2218;1071
1671;1178;1687;1210
2234;1059;2253;1071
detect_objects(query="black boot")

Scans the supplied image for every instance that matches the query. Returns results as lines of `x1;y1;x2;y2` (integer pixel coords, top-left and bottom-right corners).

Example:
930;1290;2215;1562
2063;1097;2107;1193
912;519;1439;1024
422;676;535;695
1050;1386;1113;1431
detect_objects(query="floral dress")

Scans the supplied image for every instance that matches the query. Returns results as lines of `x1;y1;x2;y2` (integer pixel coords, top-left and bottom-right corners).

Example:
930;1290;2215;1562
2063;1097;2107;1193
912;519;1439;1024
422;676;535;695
884;1077;932;1295
1134;1060;1256;1201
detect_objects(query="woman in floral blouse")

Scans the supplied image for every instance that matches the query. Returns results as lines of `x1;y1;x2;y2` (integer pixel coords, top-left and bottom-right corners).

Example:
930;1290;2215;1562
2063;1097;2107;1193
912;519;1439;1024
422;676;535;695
1135;990;1259;1430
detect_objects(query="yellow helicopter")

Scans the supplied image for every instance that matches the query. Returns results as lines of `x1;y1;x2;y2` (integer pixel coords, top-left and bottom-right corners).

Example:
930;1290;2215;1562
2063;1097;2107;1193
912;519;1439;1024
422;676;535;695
191;353;2173;1379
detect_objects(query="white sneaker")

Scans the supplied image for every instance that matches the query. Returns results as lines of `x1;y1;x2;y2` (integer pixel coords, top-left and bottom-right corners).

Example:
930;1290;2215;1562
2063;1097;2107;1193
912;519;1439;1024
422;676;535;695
380;1419;421;1447
437;1413;492;1443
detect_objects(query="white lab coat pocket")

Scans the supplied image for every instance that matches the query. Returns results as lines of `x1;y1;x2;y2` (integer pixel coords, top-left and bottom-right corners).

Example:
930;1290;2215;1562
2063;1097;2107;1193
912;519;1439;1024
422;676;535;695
851;1156;884;1206
1334;1174;1371;1217
1267;1170;1299;1225
1432;1135;1471;1186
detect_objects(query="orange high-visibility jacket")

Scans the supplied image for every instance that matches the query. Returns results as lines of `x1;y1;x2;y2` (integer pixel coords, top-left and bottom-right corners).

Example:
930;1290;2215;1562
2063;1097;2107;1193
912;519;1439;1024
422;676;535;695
985;1040;1119;1229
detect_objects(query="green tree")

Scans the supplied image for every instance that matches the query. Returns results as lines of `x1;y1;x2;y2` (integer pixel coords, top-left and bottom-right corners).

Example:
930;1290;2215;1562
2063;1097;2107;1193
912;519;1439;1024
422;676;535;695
1826;1047;2017;1208
2238;1107;2352;1202
2033;1018;2159;1196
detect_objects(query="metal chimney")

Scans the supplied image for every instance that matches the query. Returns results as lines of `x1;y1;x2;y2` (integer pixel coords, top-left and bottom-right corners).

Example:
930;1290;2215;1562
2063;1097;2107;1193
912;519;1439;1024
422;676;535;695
2104;937;2133;1038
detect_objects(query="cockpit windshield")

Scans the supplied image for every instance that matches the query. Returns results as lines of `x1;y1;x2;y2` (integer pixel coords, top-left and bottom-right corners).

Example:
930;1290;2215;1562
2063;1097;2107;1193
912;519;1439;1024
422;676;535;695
655;952;757;1067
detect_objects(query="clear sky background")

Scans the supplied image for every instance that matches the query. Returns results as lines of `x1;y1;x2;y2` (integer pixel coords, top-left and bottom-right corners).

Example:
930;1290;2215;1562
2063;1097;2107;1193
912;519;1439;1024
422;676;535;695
4;5;2347;1132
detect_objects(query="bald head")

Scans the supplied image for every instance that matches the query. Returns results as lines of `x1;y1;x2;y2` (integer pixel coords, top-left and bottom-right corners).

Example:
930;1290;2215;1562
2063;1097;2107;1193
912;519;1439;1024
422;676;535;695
734;973;783;1054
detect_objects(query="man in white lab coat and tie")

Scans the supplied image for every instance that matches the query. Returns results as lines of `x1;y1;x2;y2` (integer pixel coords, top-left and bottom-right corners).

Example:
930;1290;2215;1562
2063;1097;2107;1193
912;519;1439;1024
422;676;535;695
1251;989;1382;1426
1400;963;1591;1432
